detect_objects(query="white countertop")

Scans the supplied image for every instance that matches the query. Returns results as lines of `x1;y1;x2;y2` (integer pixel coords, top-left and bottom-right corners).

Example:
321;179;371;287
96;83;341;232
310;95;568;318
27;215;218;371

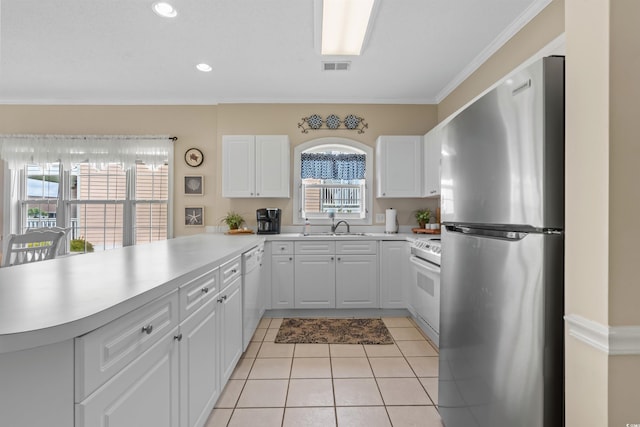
266;232;418;241
0;231;437;354
0;233;263;354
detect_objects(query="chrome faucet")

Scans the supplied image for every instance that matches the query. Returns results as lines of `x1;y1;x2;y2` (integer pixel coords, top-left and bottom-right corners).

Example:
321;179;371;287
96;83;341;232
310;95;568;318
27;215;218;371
332;220;350;234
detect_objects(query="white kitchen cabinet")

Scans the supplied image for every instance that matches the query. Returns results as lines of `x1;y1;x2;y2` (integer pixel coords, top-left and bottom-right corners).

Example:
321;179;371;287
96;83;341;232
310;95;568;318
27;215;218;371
222;135;290;198
380;241;409;308
295;254;336;308
335;254;378;308
291;240;377;309
75;291;180;401
179;297;220;427
271;254;295;309
423;127;442;197
376;135;423;197
219;277;243;385
76;328;180;427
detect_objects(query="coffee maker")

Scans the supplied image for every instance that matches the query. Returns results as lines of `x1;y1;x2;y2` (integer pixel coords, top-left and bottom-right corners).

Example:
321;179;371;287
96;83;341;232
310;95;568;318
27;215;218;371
256;208;281;234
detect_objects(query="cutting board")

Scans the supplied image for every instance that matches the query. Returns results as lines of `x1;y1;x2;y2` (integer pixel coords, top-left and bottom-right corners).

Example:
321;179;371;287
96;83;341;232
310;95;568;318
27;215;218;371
226;229;255;235
412;228;441;234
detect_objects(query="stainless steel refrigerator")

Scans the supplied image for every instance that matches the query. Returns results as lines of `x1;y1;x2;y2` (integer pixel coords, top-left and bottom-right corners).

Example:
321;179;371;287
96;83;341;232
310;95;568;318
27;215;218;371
439;56;565;427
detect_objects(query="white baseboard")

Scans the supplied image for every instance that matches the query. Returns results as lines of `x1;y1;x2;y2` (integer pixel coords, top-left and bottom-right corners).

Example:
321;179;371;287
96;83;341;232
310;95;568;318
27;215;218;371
565;314;640;355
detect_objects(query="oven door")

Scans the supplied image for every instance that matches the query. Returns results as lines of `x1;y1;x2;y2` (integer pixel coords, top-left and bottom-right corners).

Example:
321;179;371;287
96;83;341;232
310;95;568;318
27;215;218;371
409;255;440;345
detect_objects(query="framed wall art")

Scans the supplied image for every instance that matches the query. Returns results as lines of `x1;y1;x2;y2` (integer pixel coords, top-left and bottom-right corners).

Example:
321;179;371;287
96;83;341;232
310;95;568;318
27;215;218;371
184;175;204;195
185;206;204;226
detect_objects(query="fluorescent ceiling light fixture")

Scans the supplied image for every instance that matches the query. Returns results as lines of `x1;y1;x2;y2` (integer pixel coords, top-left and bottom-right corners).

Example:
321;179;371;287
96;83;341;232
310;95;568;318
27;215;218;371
321;0;375;55
196;63;212;72
153;2;177;18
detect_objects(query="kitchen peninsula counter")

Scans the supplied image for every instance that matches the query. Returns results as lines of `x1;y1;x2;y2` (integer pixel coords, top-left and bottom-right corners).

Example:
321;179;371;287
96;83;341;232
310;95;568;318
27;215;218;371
0;233;263;354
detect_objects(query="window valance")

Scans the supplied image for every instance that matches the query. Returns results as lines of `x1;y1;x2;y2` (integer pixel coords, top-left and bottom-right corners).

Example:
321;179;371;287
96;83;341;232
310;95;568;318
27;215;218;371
301;152;366;180
0;134;174;169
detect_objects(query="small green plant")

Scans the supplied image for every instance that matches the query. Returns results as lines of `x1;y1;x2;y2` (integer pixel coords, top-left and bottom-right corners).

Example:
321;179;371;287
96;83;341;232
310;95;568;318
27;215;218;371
28;207;47;218
70;238;94;253
415;209;431;228
221;212;245;230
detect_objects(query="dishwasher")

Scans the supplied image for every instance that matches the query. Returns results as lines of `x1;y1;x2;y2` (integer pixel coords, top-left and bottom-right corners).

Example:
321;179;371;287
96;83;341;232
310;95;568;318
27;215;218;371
242;243;265;351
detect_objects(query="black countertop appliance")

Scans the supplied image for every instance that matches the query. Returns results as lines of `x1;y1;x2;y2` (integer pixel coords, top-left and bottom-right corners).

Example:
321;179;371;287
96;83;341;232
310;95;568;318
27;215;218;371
256;208;281;234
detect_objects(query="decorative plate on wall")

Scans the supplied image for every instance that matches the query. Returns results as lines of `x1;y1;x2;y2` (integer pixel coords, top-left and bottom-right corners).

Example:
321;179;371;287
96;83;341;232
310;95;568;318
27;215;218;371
344;114;361;130
184;148;204;167
307;114;323;129
325;114;341;129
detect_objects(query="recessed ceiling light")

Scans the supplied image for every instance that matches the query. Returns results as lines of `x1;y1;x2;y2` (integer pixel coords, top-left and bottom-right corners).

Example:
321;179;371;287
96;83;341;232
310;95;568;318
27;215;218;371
153;2;177;18
196;63;212;72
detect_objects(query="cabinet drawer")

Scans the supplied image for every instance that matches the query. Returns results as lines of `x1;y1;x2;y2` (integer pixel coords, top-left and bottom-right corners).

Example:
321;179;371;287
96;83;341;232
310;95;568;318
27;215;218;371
74;290;179;401
272;241;293;255
336;240;377;255
220;256;241;288
295;241;335;255
179;268;219;321
75;327;180;427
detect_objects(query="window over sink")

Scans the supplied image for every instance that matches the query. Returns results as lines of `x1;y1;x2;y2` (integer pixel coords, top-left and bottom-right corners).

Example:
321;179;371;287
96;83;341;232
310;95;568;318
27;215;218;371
294;137;372;225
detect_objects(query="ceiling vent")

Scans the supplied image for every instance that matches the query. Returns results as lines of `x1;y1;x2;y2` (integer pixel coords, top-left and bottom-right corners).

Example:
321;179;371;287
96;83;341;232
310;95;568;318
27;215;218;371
322;61;351;71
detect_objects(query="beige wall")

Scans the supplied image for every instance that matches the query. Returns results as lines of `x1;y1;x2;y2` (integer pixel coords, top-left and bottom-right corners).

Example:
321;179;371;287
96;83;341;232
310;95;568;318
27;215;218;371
0;105;218;237
607;1;640;425
0;104;438;237
564;0;610;424
215;104;438;229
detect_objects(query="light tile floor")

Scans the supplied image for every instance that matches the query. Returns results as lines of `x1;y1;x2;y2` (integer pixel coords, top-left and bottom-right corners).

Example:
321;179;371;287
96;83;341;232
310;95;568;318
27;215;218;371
205;317;443;427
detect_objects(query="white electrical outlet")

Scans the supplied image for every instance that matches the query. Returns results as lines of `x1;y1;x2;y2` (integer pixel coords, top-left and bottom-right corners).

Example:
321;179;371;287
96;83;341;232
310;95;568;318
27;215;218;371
375;213;386;224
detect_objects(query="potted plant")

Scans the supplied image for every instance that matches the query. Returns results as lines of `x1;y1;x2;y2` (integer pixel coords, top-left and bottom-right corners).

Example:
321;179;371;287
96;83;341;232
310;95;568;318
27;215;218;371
222;211;245;230
415;209;431;229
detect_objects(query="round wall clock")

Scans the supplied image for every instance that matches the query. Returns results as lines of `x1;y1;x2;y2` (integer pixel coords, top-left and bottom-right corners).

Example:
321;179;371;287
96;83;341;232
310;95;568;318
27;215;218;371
184;148;204;167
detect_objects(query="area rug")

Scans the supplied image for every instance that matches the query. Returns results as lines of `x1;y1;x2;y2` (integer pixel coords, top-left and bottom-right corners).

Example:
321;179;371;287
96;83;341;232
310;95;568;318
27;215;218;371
274;318;394;345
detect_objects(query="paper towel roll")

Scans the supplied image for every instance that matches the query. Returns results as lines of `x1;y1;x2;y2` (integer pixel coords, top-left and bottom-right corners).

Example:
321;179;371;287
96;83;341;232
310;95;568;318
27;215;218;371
385;208;398;233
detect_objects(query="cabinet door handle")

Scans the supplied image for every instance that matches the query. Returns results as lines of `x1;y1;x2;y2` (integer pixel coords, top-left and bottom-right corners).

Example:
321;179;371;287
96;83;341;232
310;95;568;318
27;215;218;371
289;257;293;261
231;269;237;273
141;325;153;335
337;257;341;261
174;333;183;341
223;295;228;300
256;193;260;196
201;287;209;293
217;298;224;303
330;257;334;261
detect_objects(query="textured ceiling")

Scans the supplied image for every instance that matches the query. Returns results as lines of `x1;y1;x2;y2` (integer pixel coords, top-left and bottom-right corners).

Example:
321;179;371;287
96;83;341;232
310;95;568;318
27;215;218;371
0;0;550;104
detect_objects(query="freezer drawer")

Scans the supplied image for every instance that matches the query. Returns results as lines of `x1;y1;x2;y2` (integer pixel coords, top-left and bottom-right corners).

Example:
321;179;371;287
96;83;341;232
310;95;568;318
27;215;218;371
439;227;563;427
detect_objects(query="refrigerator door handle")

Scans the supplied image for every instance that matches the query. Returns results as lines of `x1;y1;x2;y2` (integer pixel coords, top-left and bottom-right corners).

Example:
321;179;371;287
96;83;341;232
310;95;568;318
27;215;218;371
444;224;528;241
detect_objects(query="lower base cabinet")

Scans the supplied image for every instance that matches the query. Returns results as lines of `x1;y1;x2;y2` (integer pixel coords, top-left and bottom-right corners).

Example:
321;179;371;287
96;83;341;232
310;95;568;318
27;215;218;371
294;255;336;308
220;278;243;385
179;297;220;427
336;254;378;308
380;241;409;308
76;329;180;427
271;254;294;308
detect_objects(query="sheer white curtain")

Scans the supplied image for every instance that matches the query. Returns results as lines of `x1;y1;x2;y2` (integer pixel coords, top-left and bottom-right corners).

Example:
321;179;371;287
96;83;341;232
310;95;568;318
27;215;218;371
0;134;173;169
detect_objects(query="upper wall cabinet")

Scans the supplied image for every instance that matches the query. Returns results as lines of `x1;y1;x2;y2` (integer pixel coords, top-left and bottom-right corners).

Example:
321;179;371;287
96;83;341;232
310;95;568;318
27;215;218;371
423;127;441;198
222;135;290;198
376;135;423;198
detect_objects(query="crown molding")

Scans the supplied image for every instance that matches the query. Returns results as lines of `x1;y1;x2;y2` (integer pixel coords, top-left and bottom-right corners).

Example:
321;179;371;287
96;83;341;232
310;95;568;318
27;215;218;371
435;0;553;103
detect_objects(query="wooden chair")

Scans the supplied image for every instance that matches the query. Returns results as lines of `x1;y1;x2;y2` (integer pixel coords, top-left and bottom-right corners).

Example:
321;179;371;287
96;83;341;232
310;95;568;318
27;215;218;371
2;229;66;267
